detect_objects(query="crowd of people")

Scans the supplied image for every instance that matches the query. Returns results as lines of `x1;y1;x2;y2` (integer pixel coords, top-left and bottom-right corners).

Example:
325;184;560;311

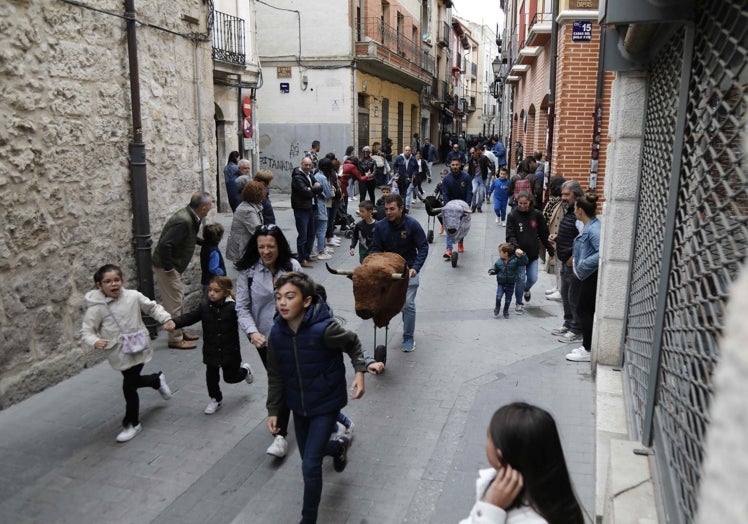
81;136;598;524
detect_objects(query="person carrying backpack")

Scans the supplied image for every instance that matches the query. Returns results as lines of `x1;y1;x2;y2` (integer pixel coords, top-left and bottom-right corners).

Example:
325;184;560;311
507;157;539;208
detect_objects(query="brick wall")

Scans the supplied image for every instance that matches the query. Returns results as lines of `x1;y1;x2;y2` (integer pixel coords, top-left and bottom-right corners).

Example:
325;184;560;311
552;22;612;200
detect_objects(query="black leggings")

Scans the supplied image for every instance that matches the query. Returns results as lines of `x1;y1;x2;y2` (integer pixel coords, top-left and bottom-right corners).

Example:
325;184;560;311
578;271;598;351
121;364;160;427
361;179;377;203
206;363;248;402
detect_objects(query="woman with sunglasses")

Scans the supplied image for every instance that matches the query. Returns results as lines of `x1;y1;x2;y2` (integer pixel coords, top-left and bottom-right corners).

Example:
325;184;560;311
235;224;302;459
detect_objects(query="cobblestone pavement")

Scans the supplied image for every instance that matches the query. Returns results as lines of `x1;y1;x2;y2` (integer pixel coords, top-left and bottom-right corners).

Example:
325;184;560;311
0;167;594;523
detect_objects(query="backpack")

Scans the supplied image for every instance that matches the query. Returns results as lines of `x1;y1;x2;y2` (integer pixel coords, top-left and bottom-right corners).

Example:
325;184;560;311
513;173;533;201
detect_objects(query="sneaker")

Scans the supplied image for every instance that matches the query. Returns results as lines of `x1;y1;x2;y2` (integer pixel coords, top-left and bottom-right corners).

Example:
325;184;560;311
545;287;558;295
300;260;314;268
317;253;332;260
443;249;452;259
241;363;254;384
204;398;223;415
309;252;319;260
158;372;172;400
266;434;288;458
458;242;464;253
439;226;445;235
402;339;416;352
333;436;351;472
344;421;355;440
324;247;335;254
116;423;142;443
546;290;562;301
515;304;524;314
495;217;499;224
551;326;570;336
327;239;341;246
500;220;506;226
493;307;500;317
523;290;531;302
566;347;591;362
503;312;510;319
559;331;582;344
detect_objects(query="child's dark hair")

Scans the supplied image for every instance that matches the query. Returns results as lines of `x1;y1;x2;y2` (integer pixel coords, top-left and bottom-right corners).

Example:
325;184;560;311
203;223;224;245
358;200;374;212
94;264;123;285
498;242;514;256
274;272;316;299
209;276;234;298
499;166;509;174
488;402;583;524
379;185;391;192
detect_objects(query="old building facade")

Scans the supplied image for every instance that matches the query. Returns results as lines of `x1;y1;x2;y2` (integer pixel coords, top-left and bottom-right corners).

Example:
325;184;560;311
0;0;217;406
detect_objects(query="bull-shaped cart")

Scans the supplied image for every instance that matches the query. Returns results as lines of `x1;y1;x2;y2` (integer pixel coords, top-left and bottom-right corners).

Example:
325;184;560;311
326;252;409;365
425;199;472;267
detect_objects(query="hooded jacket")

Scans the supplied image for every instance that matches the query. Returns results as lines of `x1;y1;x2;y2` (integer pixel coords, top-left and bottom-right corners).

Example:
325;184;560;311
171;297;242;367
506;207;555;261
81;288;171;371
266;299;367;417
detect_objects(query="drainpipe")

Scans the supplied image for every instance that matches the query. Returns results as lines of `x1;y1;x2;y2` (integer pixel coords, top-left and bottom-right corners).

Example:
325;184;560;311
546;0;559;182
194;42;207;190
124;0;155;318
589;21;606;192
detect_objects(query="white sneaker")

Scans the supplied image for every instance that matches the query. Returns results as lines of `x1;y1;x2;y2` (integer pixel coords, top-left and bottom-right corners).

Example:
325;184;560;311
317;253;332;260
266;434;288;458
327;239;341;247
545;287;558;295
204;398;222;414
551;326;570;336
501;220;506;226
241;363;254;384
546;291;562;301
515;304;524;314
116;424;142;443
565;347;591;362
158;372;172;400
495;217;499;224
324;247;335;254
559;331;582;343
344;421;355;440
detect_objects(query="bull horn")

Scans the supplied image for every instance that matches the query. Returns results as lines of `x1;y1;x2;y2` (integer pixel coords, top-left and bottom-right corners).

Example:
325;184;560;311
326;263;354;276
391;267;409;280
430;206;443;213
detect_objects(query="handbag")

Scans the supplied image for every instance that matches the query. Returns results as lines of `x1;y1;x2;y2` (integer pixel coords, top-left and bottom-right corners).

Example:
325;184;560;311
105;303;149;354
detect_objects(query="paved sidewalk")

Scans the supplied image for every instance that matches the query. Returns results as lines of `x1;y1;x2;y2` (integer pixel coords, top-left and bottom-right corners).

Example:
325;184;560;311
0;171;594;523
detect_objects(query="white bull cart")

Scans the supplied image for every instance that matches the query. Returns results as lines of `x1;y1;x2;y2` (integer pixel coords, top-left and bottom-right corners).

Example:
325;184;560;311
426;199;472;267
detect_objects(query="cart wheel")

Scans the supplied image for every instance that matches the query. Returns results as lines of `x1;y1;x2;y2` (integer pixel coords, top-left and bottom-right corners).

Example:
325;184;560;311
451;251;458;268
345;230;354;239
427;230;434;243
375;344;387;365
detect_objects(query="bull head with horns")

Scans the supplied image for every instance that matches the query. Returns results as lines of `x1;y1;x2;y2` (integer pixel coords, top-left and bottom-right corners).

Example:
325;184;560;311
326;252;409;327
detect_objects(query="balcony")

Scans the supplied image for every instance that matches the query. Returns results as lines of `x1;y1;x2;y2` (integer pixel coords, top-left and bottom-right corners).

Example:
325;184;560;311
468;96;476;112
518;45;542;65
211;10;245;66
526;12;552;47
437;21;450;47
355;17;434;89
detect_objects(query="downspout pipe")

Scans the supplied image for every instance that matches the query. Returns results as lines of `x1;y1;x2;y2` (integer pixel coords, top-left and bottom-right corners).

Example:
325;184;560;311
124;1;155;301
546;0;559;183
589;21;607;192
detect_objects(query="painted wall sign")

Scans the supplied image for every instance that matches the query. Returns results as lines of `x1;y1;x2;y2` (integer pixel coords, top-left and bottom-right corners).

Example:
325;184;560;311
280;82;290;93
570;0;598;8
277;66;292;78
572;21;593;42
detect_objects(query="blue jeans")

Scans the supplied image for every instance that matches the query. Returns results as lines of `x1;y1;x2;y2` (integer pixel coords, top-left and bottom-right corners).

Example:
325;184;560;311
402;273;419;343
294;208;315;261
514;258;539;305
315;218;327;254
471;177;486;210
495;283;515;314
494;199;508;221
293;411;343;524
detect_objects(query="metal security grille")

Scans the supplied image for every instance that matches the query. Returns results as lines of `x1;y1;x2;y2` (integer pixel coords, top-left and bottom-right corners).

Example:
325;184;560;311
622;0;748;522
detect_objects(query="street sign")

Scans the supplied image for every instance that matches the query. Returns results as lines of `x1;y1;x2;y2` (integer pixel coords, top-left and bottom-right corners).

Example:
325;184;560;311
572;21;593;42
280;82;289;93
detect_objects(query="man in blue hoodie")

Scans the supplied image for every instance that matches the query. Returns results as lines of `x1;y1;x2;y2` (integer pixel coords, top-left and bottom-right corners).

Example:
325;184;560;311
370;194;428;353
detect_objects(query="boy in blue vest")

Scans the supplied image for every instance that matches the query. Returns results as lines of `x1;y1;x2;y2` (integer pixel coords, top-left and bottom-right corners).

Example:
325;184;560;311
266;272;382;524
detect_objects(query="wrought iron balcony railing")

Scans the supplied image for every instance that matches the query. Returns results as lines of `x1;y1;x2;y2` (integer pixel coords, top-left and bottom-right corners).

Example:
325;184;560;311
358;18;435;75
212;10;245;65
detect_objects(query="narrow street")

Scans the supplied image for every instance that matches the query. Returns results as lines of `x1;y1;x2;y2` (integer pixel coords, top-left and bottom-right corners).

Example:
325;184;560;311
0;167;595;523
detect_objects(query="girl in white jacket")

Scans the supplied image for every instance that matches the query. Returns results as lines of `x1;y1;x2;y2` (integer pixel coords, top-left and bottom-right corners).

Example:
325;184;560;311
460;402;584;524
81;264;175;443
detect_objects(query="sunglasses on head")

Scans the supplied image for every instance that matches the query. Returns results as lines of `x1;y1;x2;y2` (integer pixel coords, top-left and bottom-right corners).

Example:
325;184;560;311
257;224;279;234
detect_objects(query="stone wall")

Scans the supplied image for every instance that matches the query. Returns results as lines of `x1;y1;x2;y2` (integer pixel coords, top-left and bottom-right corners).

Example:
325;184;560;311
0;0;216;407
